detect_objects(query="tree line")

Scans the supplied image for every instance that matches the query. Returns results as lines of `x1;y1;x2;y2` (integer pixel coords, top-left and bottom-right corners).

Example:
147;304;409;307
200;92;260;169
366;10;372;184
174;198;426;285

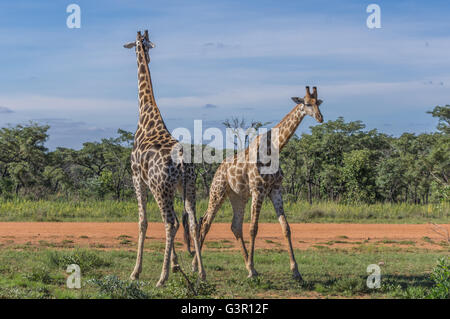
0;105;448;204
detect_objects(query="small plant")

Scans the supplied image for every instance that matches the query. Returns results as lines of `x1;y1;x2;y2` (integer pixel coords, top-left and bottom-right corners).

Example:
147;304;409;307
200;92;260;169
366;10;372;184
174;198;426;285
88;275;149;299
245;276;276;290
164;273;216;298
422;236;434;244
46;249;110;272
119;239;132;245
331;277;369;295
428;257;450;299
24;266;53;284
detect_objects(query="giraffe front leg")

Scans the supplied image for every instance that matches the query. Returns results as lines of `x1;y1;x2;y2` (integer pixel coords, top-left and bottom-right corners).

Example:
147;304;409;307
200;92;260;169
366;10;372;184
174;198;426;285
187;210;206;280
270;187;302;281
247;192;263;278
193;170;227;272
130;177;148;280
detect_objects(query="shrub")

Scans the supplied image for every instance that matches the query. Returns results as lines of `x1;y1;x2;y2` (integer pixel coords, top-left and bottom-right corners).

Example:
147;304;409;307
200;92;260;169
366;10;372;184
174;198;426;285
24;266;53;284
164;273;216;298
88;275;149;299
45;249;111;272
428;257;450;299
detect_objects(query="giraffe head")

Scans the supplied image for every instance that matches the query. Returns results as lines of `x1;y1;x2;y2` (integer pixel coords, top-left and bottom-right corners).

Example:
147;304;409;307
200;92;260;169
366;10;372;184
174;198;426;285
123;30;155;63
291;86;324;123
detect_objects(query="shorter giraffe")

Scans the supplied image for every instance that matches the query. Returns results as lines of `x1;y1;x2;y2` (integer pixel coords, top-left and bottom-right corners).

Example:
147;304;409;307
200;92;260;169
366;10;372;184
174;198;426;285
194;86;324;280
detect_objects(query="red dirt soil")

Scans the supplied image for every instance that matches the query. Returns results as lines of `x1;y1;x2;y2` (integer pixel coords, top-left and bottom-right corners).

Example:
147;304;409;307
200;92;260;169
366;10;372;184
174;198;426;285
0;222;449;250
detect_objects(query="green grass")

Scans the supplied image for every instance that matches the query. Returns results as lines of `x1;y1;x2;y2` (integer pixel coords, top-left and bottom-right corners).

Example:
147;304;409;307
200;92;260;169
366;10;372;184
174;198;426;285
0;246;447;299
0;198;448;223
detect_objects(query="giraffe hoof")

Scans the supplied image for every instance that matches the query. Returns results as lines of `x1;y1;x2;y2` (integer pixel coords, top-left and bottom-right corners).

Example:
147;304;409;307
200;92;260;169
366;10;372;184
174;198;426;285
247;270;259;278
156;280;166;288
130;273;139;281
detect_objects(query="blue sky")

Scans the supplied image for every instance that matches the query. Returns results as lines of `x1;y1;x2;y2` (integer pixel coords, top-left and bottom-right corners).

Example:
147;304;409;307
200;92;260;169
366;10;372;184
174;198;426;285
0;0;449;149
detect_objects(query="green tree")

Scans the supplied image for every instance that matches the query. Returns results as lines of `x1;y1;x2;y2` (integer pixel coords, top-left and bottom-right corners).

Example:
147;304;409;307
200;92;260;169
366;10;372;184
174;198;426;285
341;149;377;203
0;122;49;196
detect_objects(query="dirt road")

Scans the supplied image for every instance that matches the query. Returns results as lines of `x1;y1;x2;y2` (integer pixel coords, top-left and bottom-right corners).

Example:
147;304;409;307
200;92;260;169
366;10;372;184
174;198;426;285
0;222;448;250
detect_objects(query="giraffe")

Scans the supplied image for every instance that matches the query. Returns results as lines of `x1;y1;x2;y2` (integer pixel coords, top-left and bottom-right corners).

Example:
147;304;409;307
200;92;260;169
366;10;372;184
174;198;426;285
193;86;324;280
124;30;205;287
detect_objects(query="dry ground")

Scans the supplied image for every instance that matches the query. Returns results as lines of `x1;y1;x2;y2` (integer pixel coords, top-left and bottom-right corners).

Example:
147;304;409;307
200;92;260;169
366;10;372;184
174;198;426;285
0;222;448;250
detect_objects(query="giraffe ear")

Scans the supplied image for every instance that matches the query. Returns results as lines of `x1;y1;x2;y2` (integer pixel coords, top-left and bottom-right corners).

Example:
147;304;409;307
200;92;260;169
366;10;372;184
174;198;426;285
317;99;323;106
291;97;304;104
123;42;136;49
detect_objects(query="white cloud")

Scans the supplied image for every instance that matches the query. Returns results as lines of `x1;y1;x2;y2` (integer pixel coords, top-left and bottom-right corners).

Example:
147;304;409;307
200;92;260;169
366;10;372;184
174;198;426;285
0;95;135;112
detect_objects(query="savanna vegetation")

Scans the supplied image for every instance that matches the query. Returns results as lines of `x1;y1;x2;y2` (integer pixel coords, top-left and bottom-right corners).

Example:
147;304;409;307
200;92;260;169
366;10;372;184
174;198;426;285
0;105;448;223
0;246;448;299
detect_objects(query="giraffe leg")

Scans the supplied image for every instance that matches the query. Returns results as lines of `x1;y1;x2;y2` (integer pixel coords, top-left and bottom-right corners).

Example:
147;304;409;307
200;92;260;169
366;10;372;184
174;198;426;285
269;187;302;281
183;167;206;280
182;209;193;256
154;192;177;288
170;214;180;273
193;169;227;271
229;192;249;264
176;184;193;257
130;176;148;280
247;192;264;278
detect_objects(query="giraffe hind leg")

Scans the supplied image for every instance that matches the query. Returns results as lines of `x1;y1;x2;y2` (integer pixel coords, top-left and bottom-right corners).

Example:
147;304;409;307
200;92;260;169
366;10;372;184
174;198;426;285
229;192;249;264
176;183;194;257
246;191;264;278
152;190;177;287
170;214;180;273
182;166;206;280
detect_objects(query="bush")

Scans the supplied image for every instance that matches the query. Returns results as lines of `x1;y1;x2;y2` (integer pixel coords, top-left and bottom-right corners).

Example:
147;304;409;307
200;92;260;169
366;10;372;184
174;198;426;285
428;257;450;299
164;273;216;298
88;275;149;299
24;266;53;284
45;249;111;272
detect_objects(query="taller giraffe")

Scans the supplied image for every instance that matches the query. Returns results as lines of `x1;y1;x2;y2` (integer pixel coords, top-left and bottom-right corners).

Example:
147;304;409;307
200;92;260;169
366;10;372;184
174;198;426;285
124;30;205;287
194;86;324;280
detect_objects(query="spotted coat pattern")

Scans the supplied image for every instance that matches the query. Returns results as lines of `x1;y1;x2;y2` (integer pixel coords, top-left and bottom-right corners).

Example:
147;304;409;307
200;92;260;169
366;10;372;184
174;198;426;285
128;31;205;287
194;87;324;280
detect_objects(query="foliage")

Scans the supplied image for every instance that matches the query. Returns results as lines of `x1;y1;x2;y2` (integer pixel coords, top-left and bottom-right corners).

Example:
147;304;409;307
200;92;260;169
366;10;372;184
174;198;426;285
164;272;217;298
45;249;111;272
0;106;449;205
0;248;445;299
88;275;149;299
428;257;450;299
0;197;448;223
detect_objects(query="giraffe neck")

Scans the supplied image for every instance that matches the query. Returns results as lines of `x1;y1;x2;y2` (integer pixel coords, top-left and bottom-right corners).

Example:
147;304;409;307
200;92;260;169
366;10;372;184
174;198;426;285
135;50;169;141
273;104;306;150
